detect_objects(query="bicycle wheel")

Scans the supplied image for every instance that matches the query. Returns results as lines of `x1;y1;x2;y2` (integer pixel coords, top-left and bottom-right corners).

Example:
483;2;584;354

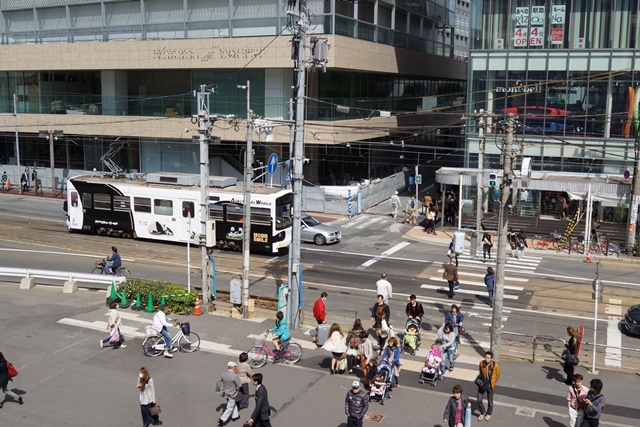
281;343;302;365
247;346;267;368
91;267;105;275
143;336;165;357
178;332;201;353
118;268;132;278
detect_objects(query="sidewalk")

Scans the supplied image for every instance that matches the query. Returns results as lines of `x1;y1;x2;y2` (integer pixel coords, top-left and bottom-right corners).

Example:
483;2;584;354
50;284;639;426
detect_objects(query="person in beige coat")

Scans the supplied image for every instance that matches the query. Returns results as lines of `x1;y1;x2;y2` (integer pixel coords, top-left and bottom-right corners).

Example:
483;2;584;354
443;255;459;299
237;352;254;409
101;301;126;349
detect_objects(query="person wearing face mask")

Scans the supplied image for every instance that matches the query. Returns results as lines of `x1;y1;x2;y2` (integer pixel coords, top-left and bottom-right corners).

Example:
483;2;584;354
138;367;161;427
100;301;126;349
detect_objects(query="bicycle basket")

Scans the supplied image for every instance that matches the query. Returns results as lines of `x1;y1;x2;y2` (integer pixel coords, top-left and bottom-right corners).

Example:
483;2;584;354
145;326;158;337
181;322;190;335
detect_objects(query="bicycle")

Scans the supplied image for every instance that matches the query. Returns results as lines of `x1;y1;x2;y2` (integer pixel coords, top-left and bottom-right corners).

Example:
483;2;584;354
247;332;302;368
142;320;201;356
531;231;562;250
92;258;132;278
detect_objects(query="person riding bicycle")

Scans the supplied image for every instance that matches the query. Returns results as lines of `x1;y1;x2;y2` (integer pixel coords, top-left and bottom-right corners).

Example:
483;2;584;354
442;304;464;344
269;311;291;356
105;246;122;274
152;305;178;358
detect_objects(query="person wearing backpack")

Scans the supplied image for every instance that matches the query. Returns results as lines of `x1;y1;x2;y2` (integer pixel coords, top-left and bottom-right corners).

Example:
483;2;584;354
346;319;365;374
0;352;23;405
516;229;528;259
581;378;606;427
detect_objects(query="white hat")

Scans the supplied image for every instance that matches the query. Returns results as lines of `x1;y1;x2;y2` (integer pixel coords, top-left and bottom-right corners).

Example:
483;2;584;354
228;361;237;368
394;191;398;195
351;380;361;388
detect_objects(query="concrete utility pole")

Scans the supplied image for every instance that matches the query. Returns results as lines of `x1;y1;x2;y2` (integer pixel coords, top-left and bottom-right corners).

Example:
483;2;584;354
626;132;640;252
239;81;253;319
195;85;212;305
288;0;309;330
475;110;487;232
13;94;22;194
491;112;515;362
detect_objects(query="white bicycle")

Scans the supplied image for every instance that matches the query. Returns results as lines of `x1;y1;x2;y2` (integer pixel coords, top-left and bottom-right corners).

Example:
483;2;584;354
142;320;201;356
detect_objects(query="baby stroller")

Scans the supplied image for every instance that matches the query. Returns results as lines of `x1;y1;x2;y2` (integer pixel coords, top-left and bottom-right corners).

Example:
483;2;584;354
369;360;393;405
401;318;421;355
419;345;443;386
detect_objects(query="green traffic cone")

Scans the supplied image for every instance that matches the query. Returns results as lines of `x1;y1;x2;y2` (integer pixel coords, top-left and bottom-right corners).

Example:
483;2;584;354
119;288;132;308
131;293;144;311
160;295;167;306
109;282;118;299
143;292;156;313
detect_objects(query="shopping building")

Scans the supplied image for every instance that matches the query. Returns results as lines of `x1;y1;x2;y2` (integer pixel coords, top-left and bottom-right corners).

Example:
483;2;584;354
0;0;468;190
465;0;639;223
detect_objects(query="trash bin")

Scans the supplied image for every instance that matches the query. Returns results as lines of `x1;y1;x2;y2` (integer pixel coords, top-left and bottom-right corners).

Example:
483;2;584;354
470;231;478;258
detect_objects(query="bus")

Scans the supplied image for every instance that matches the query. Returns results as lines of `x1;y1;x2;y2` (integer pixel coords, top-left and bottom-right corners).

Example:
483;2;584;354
65;172;293;255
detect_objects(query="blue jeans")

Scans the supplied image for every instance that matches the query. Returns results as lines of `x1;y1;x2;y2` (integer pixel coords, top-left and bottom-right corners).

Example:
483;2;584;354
160;328;172;349
441;348;455;373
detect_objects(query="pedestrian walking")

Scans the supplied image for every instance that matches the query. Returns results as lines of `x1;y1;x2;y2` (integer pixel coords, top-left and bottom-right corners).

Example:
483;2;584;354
248;373;272;427
567;373;589;427
370;295;391;354
437;323;457;375
216;361;242;426
311;292;327;344
484;267;495;307
516;229;528;259
559;195;568;220
443;384;471;427
408;175;415;194
405;294;424;321
390;191;401;218
448;240;459;267
562;326;580;385
358;332;375;379
443;304;464;345
431;201;439;223
581;379;605;427
237;352;254;410
508;228;517;258
375;273;393;304
137;367;160;427
1;171;7;192
381;337;401;388
322;323;347;375
477;351;501;421
403;195;417;225
422;194;432;215
20;169;29;192
100;301;127;349
345;381;369;427
424;205;436;234
346;320;366;374
443;255;458;299
0;352;23;405
482;233;493;260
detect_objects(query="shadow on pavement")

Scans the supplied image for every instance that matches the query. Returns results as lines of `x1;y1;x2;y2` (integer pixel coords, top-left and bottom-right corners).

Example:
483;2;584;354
542;416;566;427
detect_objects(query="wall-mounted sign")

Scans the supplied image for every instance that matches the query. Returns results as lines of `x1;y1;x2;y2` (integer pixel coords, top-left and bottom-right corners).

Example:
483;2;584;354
531;6;545;26
552;28;564;44
495;84;542;94
515;7;529;27
496;38;504;49
529;27;544;46
514;28;528;46
577;37;585;48
552;5;566;24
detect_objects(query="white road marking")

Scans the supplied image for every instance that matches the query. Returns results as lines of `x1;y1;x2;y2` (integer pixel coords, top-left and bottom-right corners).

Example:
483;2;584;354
340;215;368;229
605;315;622;368
357;241;411;269
428;276;524;291
420;284;520;300
0;247;135;261
436;269;529;282
356;216;382;229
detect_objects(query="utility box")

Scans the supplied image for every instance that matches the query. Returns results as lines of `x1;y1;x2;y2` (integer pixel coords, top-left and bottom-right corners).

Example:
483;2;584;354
452;231;466;254
230;279;242;304
205;220;216;247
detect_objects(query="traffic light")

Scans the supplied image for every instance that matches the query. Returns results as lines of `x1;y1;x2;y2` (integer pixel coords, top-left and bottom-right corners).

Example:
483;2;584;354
489;173;497;187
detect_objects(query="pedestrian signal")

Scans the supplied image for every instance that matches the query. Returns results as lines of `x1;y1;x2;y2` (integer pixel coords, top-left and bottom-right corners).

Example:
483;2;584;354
489;173;497;187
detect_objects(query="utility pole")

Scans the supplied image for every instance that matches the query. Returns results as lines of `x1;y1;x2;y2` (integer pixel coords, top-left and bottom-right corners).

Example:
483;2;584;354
288;0;309;330
13;94;22;194
626;132;640;252
475;110;487;232
239;81;253;319
195;85;212;306
491;112;515;362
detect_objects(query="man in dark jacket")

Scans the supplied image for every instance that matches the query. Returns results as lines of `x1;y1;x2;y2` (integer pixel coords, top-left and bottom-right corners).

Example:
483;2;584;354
405;294;424;321
248;373;271;427
443;384;471;427
345;381;368;427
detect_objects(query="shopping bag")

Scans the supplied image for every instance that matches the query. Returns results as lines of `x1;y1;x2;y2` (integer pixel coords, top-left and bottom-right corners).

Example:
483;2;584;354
7;362;18;378
109;329;120;343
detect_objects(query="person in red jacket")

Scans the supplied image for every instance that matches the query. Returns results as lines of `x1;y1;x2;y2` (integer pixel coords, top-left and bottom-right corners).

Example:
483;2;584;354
313;292;328;324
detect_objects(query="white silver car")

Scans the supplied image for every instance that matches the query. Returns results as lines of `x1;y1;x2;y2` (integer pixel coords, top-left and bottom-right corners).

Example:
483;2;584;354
301;214;341;245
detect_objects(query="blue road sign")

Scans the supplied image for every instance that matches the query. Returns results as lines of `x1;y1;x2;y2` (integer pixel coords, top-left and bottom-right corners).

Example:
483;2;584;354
285;173;291;181
268;153;278;175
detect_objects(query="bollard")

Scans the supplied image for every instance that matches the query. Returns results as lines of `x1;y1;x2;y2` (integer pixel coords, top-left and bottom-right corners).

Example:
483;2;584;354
63;279;78;294
20;277;35;290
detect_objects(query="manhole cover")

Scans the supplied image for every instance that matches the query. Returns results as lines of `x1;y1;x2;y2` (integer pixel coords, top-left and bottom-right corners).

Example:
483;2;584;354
375;242;390;247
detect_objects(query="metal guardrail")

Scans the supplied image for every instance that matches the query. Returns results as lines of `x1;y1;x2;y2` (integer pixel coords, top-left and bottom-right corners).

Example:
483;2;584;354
0;267;126;286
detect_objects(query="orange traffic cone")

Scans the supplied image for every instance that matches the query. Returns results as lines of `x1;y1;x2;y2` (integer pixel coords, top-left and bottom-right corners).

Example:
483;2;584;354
7;178;10;188
585;248;592;263
193;295;202;316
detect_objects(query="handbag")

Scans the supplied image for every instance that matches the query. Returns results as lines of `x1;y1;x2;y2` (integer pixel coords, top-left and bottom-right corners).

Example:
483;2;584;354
475;374;490;391
381;319;391;332
454;281;460;291
148;404;161;416
339;356;347;371
7;362;18;378
109;329;120;343
567;354;580;366
561;349;569;360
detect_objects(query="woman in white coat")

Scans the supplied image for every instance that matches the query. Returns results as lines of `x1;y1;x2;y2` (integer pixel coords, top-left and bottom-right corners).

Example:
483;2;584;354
322;323;347;375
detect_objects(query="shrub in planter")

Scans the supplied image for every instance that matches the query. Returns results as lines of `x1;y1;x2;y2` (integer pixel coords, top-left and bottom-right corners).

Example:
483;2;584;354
118;279;197;315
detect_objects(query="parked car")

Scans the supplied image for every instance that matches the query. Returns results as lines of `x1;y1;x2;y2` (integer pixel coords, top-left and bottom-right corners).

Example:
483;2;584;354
301;214;341;245
502;106;569;117
624;304;640;335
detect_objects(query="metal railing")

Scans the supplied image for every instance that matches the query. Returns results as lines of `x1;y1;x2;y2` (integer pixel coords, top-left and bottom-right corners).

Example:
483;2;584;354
0;267;126;286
